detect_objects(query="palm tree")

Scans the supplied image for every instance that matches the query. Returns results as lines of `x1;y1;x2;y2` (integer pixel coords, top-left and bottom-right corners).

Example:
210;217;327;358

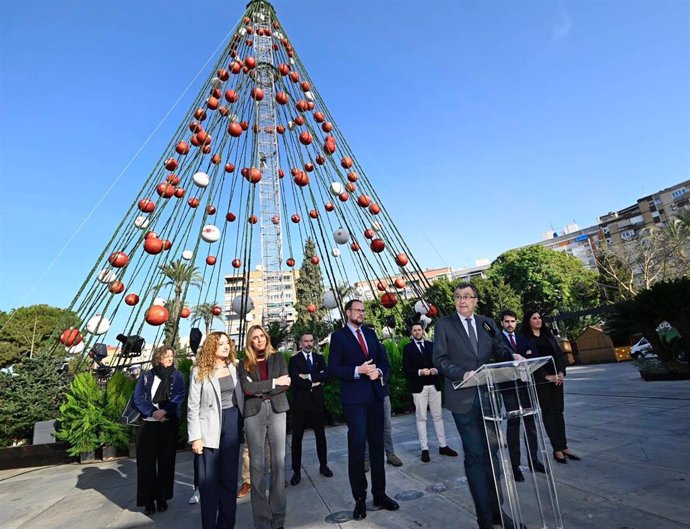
154;260;204;348
192;302;224;336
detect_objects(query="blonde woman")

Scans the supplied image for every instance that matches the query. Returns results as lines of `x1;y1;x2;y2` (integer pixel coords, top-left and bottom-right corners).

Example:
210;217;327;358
187;332;244;529
239;325;290;529
133;346;186;515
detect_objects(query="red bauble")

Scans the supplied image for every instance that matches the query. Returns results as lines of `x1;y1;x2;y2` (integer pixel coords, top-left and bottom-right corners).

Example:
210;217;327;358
276;91;288;105
156;182;175;198
145;305;169;326
60;328;83;346
247;167;262;183
217;68;229;81
338;192;349;202
108;251;129;268
194;108;207;121
225;162;235;173
350;242;361;252
364;229;375;239
232;258;242;268
176;141;190;155
299;131;313;145
295;99;308;112
323;141;336;155
161;239;172;250
138;198;155;213
427;305;439;318
324;202;335;212
228;122;243;137
394;278;406;289
310;255;320;265
206;255;216;265
174;188;185;198
278;63;290;75
166;173;180;185
164;158;178;171
244;56;256;69
124;293;139;306
206;205;216;215
291;214;301;223
377;282;387;292
380;292;397;309
294;115;305;126
357;195;371;208
109;280;125;294
395;253;409;267
226;212;237;222
211;306;223;316
307;304;317;313
251;87;264;101
202;145;211;154
346;182;356;192
347;171;359;182
369;203;381;215
196;130;212;145
289;71;300;82
313;111;325;123
341;156;353;169
304;162;314;172
293;172;309;187
144;237;164;255
180;307;191;318
248;215;258;224
321;121;333;132
309;209;318;219
370;238;385;253
207;96;219;110
300;81;311;92
316;155;326;165
276;124;286;134
225;89;239;103
286;258;296;267
189;121;203;133
188;197;200;208
278;168;285;178
211;153;221;165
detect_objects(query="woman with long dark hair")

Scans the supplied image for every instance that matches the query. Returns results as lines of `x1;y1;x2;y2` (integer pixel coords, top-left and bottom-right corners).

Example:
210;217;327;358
239;324;290;529
187;331;244;529
521;310;580;465
133;345;186;515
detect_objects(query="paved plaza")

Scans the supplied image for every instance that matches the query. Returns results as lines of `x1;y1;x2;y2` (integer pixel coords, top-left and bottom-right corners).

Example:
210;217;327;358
3;362;689;529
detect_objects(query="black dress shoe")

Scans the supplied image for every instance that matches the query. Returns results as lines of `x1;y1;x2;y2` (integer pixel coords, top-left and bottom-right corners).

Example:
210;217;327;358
531;461;546;473
478;522;494;529
421;449;430;462
320;465;333;477
512;465;525;482
143;503;156;515
373;494;399;511
353;498;367;520
290;472;301;485
553;451;567;464
439;445;458;457
563;451;581;461
156;499;167;512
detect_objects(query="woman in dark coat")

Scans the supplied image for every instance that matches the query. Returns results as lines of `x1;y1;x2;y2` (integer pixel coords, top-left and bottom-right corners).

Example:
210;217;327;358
521;310;580;465
133;345;186;515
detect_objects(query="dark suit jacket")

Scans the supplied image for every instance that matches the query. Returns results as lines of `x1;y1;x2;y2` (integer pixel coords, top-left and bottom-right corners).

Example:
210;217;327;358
433;313;512;414
328;325;390;405
500;332;536;359
402;340;441;393
289;351;329;410
239;353;290;418
133;369;186;420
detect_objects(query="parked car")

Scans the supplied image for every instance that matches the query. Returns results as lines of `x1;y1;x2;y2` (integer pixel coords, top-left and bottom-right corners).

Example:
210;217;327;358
631;338;656;360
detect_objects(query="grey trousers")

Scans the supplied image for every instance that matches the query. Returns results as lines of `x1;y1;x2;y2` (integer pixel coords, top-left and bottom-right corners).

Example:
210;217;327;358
244;401;286;529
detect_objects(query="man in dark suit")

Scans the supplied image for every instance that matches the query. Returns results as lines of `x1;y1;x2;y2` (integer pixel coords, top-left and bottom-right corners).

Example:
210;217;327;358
288;333;333;485
328;299;400;520
402;322;458;462
499;310;546;482
433;283;525;529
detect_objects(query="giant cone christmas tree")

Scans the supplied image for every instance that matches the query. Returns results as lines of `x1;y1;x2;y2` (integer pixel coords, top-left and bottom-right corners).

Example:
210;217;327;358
52;0;438;369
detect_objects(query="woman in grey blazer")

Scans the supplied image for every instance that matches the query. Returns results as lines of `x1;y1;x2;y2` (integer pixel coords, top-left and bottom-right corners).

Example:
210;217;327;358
187;332;244;529
239;325;290;529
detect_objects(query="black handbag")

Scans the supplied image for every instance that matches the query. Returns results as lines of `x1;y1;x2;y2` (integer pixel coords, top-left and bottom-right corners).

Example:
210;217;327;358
121;395;142;427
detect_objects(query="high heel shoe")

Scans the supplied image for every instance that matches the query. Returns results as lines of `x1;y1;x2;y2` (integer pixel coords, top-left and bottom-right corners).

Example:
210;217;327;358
563;451;581;461
553;451;567;464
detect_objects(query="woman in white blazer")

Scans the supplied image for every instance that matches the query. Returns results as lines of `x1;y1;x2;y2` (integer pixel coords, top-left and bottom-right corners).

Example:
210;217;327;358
187;331;244;529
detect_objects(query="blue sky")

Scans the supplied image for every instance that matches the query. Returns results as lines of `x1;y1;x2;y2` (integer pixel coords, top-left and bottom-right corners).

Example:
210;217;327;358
1;0;688;312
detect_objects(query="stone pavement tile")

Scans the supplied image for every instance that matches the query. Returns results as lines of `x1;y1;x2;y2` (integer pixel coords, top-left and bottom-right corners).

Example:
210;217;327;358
562;497;690;529
614;474;690;526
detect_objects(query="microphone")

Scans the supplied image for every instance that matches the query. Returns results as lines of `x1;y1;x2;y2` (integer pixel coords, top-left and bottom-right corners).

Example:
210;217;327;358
481;321;514;361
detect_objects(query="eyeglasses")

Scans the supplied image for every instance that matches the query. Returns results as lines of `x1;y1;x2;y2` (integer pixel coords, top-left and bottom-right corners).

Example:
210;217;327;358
454;295;477;301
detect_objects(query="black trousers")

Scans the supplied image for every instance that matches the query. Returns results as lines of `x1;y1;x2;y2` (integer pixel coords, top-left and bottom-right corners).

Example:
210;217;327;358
291;398;327;472
198;407;241;529
136;418;178;506
343;398;385;501
536;381;567;451
503;383;539;467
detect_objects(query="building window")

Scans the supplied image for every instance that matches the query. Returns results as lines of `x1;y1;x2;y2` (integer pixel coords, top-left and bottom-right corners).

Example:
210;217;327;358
672;188;686;199
620;229;636;241
602;226;609;235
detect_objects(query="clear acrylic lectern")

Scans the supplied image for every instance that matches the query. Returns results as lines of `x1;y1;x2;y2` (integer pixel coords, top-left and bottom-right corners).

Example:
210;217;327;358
453;357;565;529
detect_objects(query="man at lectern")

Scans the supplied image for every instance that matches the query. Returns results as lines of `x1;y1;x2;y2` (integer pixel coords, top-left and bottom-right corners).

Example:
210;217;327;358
433;282;525;529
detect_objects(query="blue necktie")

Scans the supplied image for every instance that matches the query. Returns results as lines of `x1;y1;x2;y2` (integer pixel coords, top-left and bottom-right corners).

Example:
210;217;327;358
306;352;313;371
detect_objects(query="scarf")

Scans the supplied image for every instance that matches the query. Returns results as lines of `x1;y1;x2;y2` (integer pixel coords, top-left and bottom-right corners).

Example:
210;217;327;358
152;364;175;403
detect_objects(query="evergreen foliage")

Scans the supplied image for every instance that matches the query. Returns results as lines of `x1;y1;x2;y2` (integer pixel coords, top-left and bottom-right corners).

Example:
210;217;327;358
0;352;68;446
101;371;134;449
292;239;329;341
56;372;106;456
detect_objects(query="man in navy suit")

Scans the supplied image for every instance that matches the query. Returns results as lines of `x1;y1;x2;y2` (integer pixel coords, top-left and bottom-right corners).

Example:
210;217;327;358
499;310;545;481
288;333;333;485
328;299;400;520
433;283;526;529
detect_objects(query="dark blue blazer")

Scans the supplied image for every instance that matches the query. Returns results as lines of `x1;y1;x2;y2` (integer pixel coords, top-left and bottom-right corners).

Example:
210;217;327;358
133;369;186;420
500;332;536;359
328;325;390;405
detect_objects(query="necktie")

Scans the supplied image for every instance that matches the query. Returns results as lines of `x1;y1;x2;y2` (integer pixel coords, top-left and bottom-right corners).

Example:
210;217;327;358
509;333;517;352
356;328;368;357
466;318;478;352
417;341;425;353
306;352;313;371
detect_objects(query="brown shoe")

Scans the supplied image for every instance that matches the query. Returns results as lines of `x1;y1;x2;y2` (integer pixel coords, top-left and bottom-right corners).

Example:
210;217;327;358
237;482;251;498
